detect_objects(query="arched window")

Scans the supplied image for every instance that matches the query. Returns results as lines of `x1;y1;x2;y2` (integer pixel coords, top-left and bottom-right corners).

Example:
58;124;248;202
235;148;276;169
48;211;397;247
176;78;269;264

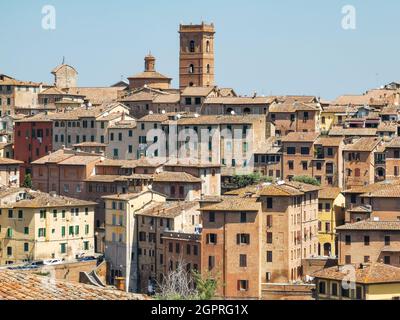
243;108;251;114
206;64;210;74
189;82;194;87
206;41;210;53
189;40;195;53
189;64;194;74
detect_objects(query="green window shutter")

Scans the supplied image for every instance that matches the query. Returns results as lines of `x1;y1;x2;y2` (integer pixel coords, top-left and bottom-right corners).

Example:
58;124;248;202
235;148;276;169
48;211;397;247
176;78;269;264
75;226;79;235
61;226;66;237
69;226;74;235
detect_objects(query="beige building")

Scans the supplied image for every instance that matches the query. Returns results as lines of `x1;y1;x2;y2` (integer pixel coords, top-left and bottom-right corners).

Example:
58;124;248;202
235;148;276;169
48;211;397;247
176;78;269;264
0;188;96;265
52;103;131;151
106;119;137;160
52;64;78;89
0;74;49;116
103;190;166;292
0;158;22;188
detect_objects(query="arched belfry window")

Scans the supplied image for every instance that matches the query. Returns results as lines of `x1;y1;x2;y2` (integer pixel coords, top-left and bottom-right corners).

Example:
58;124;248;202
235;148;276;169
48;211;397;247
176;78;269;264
207;64;211;74
189;40;195;53
189;64;194;74
206;41;210;53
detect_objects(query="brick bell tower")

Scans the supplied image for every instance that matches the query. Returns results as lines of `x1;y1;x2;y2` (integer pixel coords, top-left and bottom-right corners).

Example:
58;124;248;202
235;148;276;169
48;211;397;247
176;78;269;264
179;22;215;90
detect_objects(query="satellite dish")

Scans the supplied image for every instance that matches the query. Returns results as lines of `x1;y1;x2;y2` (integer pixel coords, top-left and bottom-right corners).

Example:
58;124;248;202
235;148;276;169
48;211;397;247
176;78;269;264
194;113;200;118
161;110;166;114
177;114;182;119
149;111;154;115
87;102;92;108
231;110;236;115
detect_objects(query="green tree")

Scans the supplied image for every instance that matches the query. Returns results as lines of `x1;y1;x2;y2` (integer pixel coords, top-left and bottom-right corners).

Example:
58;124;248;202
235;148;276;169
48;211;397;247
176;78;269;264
292;175;321;186
232;173;273;189
22;174;33;188
192;271;218;300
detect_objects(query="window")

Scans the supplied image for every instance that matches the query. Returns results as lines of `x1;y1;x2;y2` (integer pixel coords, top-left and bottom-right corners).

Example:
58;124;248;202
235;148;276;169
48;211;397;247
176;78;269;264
325;222;331;232
267;232;273;244
189;40;195;52
302;161;308;170
342;287;350;298
385;236;391;246
237;234;250;245
239;254;247;267
318;281;326;294
267;251;273;263
209;212;215;223
193;245;198;256
60;243;67;254
384;256;391;265
7;247;12;256
364;236;370;246
84;241;89;250
287;147;296;155
240;212;247;223
8;210;13;218
24;243;29;252
331;282;338;296
38;228;46;237
266;198;273;209
345;235;351;245
24;227;29;235
301;147;309;155
288;161;294;170
238;280;249;291
206;64;210;74
345;255;352;264
207;233;217;245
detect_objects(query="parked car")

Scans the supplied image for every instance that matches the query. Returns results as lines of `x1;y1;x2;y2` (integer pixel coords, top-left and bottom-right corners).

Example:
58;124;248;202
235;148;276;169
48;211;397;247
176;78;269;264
25;261;44;268
77;256;97;262
43;259;64;266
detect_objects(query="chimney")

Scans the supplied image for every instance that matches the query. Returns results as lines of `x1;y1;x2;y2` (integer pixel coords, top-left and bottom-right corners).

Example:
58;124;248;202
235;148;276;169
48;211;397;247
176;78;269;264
115;277;126;292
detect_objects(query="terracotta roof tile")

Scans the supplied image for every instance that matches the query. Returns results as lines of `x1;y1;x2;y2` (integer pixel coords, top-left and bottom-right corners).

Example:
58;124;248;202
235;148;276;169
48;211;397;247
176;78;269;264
329;127;378;137
153;171;201;183
318;187;342;199
312;263;400;284
0;270;147;300
343;137;382;152
336;220;400;231
281;132;319;143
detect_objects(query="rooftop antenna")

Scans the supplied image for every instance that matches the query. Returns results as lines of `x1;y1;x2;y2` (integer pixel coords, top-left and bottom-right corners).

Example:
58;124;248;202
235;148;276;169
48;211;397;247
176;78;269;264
62;56;65;65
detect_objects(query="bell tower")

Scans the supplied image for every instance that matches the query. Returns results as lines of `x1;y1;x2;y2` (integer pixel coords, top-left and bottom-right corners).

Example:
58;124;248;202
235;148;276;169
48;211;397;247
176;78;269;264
179;22;215;90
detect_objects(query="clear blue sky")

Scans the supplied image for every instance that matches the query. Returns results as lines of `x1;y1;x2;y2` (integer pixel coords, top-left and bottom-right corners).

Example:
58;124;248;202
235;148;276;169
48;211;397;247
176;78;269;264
1;0;399;100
